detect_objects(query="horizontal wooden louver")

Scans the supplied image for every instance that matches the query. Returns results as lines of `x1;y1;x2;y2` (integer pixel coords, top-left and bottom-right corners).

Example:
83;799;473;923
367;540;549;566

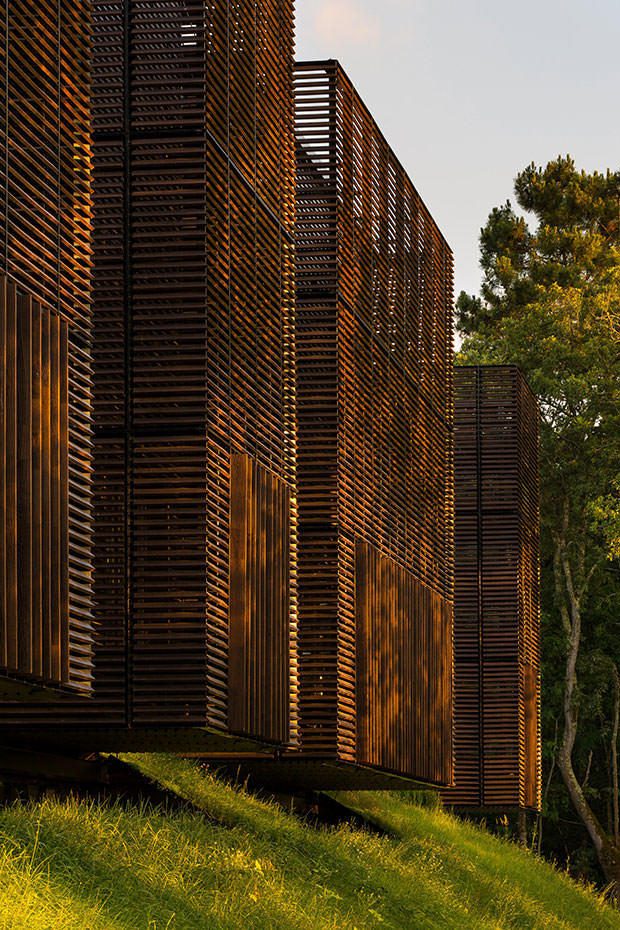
229;455;291;744
0;0;94;704
442;366;541;811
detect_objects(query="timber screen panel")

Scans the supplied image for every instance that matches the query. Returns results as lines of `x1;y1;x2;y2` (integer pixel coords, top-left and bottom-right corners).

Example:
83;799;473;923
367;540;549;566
0;1;297;745
356;542;452;782
229;455;291;745
442;365;541;810
294;60;453;784
0;0;94;696
0;280;71;694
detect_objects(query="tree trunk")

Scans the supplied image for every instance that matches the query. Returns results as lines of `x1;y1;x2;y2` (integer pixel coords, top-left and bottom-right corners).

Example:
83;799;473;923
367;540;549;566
558;745;620;897
612;665;619;847
555;532;620;899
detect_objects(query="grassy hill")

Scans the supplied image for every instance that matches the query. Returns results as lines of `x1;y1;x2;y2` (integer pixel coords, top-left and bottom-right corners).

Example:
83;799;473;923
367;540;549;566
0;753;618;930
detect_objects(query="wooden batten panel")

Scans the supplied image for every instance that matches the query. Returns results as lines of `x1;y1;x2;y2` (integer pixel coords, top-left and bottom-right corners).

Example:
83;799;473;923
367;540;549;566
0;279;74;692
356;541;453;784
229;454;291;744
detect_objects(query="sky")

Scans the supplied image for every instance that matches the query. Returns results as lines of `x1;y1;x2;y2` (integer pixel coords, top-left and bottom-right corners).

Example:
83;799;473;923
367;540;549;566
295;0;620;300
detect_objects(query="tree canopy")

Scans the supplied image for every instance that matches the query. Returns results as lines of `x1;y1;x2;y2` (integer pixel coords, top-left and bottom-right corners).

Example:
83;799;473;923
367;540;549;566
457;156;620;893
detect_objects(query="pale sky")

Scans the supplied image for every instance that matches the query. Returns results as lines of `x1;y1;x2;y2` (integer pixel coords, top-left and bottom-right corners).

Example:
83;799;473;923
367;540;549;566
295;0;620;301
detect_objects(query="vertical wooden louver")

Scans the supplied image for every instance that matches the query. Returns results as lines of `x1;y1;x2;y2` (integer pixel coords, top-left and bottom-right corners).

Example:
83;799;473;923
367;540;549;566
229;455;291;745
441;366;541;811
0;280;70;693
291;61;454;785
0;1;296;748
356;542;452;783
0;0;94;698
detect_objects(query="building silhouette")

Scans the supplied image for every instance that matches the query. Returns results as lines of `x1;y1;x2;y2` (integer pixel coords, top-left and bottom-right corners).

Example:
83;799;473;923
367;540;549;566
0;8;540;808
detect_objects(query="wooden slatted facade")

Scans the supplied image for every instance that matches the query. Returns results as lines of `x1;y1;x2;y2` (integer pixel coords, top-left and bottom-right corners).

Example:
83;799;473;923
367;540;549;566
0;1;94;696
441;366;541;810
289;61;453;785
0;0;297;749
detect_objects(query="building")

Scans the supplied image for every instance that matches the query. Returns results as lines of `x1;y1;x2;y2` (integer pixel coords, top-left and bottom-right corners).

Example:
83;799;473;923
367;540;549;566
441;366;541;810
0;0;94;698
225;60;454;789
0;13;541;804
0;0;297;750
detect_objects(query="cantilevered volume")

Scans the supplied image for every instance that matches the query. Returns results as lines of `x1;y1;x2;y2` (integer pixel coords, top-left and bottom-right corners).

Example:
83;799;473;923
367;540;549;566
229;60;454;789
442;366;541;810
0;0;94;697
86;0;297;745
0;0;297;748
295;60;454;786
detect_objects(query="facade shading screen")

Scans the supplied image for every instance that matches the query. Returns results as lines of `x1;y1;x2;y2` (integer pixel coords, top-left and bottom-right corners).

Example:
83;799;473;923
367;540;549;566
292;60;454;784
0;2;94;694
442;365;541;810
356;543;453;783
229;455;292;745
0;0;297;746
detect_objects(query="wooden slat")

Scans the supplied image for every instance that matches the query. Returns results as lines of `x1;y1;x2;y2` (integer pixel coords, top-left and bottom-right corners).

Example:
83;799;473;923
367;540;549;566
16;290;33;678
41;306;52;680
4;280;18;673
30;298;42;679
0;277;6;672
49;313;62;684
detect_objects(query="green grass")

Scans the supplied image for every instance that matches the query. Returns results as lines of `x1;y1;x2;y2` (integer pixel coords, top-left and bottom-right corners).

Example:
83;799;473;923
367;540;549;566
0;753;617;930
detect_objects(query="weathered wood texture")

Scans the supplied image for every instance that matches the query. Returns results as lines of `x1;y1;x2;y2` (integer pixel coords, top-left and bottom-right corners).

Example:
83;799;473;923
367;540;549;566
0;0;94;695
2;1;297;745
441;366;541;810
294;61;454;784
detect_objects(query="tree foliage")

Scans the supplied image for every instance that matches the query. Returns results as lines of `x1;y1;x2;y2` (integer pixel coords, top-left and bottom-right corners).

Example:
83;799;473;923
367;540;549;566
458;156;620;893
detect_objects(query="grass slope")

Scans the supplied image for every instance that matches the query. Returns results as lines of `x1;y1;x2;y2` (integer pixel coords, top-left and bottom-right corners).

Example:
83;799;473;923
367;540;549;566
0;753;617;930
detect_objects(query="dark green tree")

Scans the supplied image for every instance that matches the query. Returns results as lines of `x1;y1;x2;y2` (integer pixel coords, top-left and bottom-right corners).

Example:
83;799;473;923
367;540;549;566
458;156;620;895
